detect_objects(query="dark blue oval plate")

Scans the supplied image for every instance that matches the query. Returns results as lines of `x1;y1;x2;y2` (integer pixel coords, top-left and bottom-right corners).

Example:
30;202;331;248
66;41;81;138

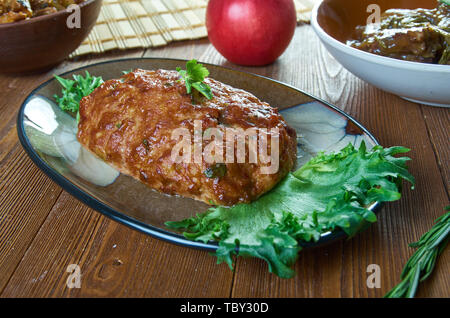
17;58;380;252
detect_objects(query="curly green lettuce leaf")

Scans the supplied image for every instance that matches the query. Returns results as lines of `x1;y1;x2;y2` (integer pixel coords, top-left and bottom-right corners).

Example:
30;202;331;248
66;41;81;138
166;142;414;278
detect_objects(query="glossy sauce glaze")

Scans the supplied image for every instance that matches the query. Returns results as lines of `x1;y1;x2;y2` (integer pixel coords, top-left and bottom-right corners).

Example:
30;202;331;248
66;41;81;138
77;69;297;206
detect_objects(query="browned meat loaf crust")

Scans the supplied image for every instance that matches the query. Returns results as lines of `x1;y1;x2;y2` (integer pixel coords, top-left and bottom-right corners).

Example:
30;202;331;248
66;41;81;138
77;69;297;206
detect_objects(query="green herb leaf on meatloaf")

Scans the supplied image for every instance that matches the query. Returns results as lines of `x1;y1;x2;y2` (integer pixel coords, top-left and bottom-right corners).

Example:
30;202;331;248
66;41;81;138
53;71;104;114
166;142;414;278
176;59;213;100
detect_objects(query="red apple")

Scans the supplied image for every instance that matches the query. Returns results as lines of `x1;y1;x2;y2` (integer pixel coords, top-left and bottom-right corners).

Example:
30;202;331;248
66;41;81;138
206;0;297;66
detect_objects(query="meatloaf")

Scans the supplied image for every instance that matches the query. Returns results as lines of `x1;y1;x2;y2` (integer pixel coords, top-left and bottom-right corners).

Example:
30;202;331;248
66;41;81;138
77;69;297;206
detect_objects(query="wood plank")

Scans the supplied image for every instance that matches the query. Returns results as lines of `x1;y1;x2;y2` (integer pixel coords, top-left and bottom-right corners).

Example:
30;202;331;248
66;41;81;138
1;184;234;297
0;49;145;295
143;38;211;59
0;146;62;292
62;217;233;297
3;190;232;297
421;106;450;195
417;105;449;297
0;192;102;297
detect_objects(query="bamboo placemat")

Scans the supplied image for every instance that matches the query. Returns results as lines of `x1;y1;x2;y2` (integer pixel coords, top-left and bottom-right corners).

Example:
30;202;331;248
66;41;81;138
72;0;320;57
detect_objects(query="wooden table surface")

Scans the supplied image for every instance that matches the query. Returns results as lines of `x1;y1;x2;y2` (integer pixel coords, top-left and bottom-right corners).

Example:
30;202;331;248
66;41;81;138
0;25;449;298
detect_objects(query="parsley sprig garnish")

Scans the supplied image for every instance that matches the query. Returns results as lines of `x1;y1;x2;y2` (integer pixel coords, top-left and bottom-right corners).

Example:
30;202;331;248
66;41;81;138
53;71;104;123
385;207;449;298
176;59;213;100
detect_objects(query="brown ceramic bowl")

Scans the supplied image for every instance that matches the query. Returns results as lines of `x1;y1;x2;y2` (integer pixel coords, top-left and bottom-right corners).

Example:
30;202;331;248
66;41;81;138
0;0;102;73
311;0;450;107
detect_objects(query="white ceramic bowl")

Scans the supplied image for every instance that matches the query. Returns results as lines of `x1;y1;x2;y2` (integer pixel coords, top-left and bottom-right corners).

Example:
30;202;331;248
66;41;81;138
311;0;450;107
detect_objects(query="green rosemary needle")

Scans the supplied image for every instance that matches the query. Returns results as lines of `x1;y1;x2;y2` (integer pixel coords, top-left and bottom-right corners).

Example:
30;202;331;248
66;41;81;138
385;207;450;298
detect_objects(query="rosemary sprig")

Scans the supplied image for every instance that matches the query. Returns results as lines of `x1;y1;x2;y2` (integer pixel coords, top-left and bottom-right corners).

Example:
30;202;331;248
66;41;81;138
385;207;450;298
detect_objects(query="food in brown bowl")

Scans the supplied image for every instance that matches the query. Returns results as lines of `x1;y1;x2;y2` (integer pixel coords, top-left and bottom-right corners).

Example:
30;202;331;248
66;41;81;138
0;0;86;23
0;0;101;73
